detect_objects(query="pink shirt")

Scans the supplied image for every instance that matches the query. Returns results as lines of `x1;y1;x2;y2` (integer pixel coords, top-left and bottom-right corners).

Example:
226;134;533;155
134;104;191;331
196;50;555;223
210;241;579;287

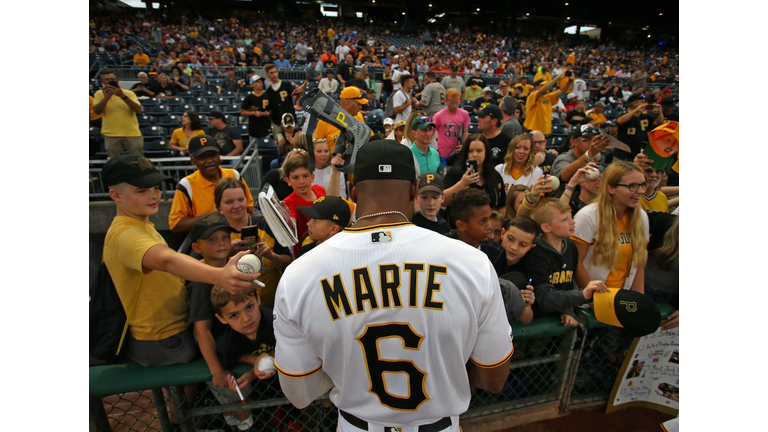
433;107;470;158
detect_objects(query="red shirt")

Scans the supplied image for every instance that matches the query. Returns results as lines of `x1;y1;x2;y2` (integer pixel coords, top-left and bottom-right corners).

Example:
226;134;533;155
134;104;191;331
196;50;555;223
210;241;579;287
283;184;326;256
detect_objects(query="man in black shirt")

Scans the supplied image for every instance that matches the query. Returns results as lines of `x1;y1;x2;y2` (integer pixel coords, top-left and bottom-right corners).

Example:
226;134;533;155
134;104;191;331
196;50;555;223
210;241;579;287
335;53;356;88
240;74;272;145
564;99;590;127
206;110;243;157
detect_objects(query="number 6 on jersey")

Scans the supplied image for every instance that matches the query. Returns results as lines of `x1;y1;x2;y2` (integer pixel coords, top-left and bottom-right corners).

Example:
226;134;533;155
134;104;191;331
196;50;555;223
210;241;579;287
357;322;429;410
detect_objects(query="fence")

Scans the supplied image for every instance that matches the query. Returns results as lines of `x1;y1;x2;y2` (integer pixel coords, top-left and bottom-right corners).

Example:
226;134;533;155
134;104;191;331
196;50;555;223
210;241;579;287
89;302;675;431
89;140;264;202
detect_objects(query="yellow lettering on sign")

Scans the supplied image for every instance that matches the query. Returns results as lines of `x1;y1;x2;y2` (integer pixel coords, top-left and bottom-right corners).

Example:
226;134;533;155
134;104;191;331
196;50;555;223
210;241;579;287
336;112;348;127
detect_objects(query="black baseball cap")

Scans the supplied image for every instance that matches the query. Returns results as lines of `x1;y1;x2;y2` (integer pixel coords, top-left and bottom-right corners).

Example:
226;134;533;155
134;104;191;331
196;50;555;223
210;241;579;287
572;124;601;139
102;154;174;188
476;105;503;120
297;196;352;227
208;110;226;120
533;79;547;86
594;288;662;337
188;134;220;158
417;173;444;194
353;139;417;184
190;214;237;243
626;93;646;104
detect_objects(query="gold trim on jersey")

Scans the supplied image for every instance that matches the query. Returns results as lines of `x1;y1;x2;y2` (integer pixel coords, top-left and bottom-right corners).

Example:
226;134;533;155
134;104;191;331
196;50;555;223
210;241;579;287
344;222;414;232
469;344;515;369
274;362;323;378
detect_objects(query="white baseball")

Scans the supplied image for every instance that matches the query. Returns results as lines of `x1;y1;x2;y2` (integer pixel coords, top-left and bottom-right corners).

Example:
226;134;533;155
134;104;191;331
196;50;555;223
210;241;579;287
237;254;262;274
548;175;560;190
585;167;600;180
258;355;275;374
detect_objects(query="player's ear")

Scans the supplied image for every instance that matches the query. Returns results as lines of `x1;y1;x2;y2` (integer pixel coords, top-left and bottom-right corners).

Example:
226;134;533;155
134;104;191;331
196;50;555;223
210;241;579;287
409;181;417;201
349;184;358;203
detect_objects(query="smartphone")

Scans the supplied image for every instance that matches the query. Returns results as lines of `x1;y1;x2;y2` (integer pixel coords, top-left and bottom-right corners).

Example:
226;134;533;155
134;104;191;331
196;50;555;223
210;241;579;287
466;159;478;174
108;80;118;87
241;225;259;247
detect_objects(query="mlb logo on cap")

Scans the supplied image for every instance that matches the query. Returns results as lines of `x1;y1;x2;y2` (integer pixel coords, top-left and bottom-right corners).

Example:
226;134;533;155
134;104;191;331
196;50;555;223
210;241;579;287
379;165;392;173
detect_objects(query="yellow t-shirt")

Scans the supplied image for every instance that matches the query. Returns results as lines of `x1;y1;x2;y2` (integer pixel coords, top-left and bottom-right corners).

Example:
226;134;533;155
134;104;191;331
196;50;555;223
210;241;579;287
523;90;560;135
604;213;634;289
92;89;142;137
134;53;151;66
588;112;607;126
170;128;204;149
103;216;189;341
641;190;669;213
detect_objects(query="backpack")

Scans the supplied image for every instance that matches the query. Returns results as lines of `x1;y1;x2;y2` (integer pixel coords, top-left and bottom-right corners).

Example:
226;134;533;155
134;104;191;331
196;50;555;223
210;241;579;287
89;262;142;366
384;89;404;119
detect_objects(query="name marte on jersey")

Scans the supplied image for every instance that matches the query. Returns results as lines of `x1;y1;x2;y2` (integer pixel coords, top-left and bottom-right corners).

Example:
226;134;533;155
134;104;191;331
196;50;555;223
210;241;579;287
321;263;447;321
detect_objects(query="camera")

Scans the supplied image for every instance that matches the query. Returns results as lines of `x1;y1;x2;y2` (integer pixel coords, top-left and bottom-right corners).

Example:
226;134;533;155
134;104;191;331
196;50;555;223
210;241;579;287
108;80;118;87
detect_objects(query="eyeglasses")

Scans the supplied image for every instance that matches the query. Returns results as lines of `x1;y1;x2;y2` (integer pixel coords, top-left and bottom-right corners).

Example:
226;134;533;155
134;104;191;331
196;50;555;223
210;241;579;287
614;182;649;192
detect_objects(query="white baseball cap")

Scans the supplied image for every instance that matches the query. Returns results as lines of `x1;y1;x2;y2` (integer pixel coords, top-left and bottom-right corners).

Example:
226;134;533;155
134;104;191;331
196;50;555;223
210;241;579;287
383;118;395;126
250;74;265;84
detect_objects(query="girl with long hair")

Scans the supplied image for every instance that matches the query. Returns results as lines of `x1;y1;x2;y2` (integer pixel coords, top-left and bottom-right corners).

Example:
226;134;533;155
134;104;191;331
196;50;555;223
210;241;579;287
495;134;544;192
572;160;650;292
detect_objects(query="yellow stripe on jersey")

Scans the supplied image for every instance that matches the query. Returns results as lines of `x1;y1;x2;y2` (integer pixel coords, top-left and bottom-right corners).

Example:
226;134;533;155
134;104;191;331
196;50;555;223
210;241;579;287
469;344;514;369
274;362;323;379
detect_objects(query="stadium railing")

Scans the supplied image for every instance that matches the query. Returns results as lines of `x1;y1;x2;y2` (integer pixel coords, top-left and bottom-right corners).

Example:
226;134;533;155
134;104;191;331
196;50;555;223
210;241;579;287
89;302;674;431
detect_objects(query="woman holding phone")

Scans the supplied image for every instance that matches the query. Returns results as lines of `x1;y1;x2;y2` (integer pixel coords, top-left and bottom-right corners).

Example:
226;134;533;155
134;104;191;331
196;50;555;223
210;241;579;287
442;133;506;210
213;177;292;308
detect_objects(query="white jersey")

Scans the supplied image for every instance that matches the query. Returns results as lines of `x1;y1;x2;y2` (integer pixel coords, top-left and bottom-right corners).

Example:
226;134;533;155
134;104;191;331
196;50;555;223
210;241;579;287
274;222;513;426
494;163;544;192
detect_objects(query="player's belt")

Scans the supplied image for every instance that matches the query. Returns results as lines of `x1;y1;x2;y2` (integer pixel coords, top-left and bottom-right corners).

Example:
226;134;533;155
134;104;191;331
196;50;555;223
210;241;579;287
340;410;452;432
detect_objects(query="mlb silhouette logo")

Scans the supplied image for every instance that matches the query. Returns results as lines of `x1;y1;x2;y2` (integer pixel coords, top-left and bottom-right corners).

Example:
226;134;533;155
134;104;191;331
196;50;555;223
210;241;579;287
378;164;392;173
371;231;393;243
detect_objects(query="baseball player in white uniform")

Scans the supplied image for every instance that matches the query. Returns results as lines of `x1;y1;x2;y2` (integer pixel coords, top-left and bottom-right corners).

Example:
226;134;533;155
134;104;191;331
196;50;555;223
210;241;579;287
274;139;513;432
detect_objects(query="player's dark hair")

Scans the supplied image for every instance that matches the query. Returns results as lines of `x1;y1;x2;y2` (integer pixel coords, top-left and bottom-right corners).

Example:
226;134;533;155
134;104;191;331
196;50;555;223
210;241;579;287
450;188;491;223
99;68;116;79
211;285;258;316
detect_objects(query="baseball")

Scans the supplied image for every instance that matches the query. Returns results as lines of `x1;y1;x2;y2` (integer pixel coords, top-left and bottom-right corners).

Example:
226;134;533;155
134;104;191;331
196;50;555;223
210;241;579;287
237;254;262;274
585;167;600;180
258;355;275;374
547;175;560;190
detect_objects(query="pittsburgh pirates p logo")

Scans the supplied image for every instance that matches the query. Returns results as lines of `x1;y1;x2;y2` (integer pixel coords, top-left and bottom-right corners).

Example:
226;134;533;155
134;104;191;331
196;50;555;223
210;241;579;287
619;300;638;313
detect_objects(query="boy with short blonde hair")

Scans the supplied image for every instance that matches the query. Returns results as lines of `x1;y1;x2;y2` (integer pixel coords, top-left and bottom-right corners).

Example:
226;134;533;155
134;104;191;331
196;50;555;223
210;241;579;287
523;198;608;326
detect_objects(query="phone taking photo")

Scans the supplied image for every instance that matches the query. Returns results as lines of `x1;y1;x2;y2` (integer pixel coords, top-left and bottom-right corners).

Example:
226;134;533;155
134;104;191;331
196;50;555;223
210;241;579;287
241;225;259;247
466;159;478;174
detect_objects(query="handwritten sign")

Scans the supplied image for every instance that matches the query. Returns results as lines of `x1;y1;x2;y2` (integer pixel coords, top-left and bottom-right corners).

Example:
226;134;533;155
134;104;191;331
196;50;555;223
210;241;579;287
606;325;679;415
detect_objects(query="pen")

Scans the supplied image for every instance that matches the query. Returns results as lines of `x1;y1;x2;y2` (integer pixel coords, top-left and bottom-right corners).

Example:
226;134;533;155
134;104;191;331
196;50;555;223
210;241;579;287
231;375;246;405
253;279;266;288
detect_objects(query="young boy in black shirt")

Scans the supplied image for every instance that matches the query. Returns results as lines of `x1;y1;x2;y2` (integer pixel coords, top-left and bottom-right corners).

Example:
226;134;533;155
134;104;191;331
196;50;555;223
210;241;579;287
412;173;450;234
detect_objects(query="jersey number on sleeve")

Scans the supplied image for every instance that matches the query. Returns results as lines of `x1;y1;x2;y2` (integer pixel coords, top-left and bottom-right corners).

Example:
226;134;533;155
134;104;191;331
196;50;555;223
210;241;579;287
357;323;429;410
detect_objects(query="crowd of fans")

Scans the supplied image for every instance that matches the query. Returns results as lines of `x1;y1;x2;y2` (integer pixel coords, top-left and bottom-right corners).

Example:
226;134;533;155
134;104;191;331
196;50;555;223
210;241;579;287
93;9;679;430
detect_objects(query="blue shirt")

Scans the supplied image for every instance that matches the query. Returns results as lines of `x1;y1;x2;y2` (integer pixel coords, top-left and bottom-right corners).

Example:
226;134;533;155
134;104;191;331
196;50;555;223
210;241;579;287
410;143;440;174
274;59;291;69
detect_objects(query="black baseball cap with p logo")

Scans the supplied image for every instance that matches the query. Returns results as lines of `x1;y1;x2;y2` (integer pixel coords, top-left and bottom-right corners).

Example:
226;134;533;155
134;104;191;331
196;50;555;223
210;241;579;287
593;288;661;337
188;134;220;158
